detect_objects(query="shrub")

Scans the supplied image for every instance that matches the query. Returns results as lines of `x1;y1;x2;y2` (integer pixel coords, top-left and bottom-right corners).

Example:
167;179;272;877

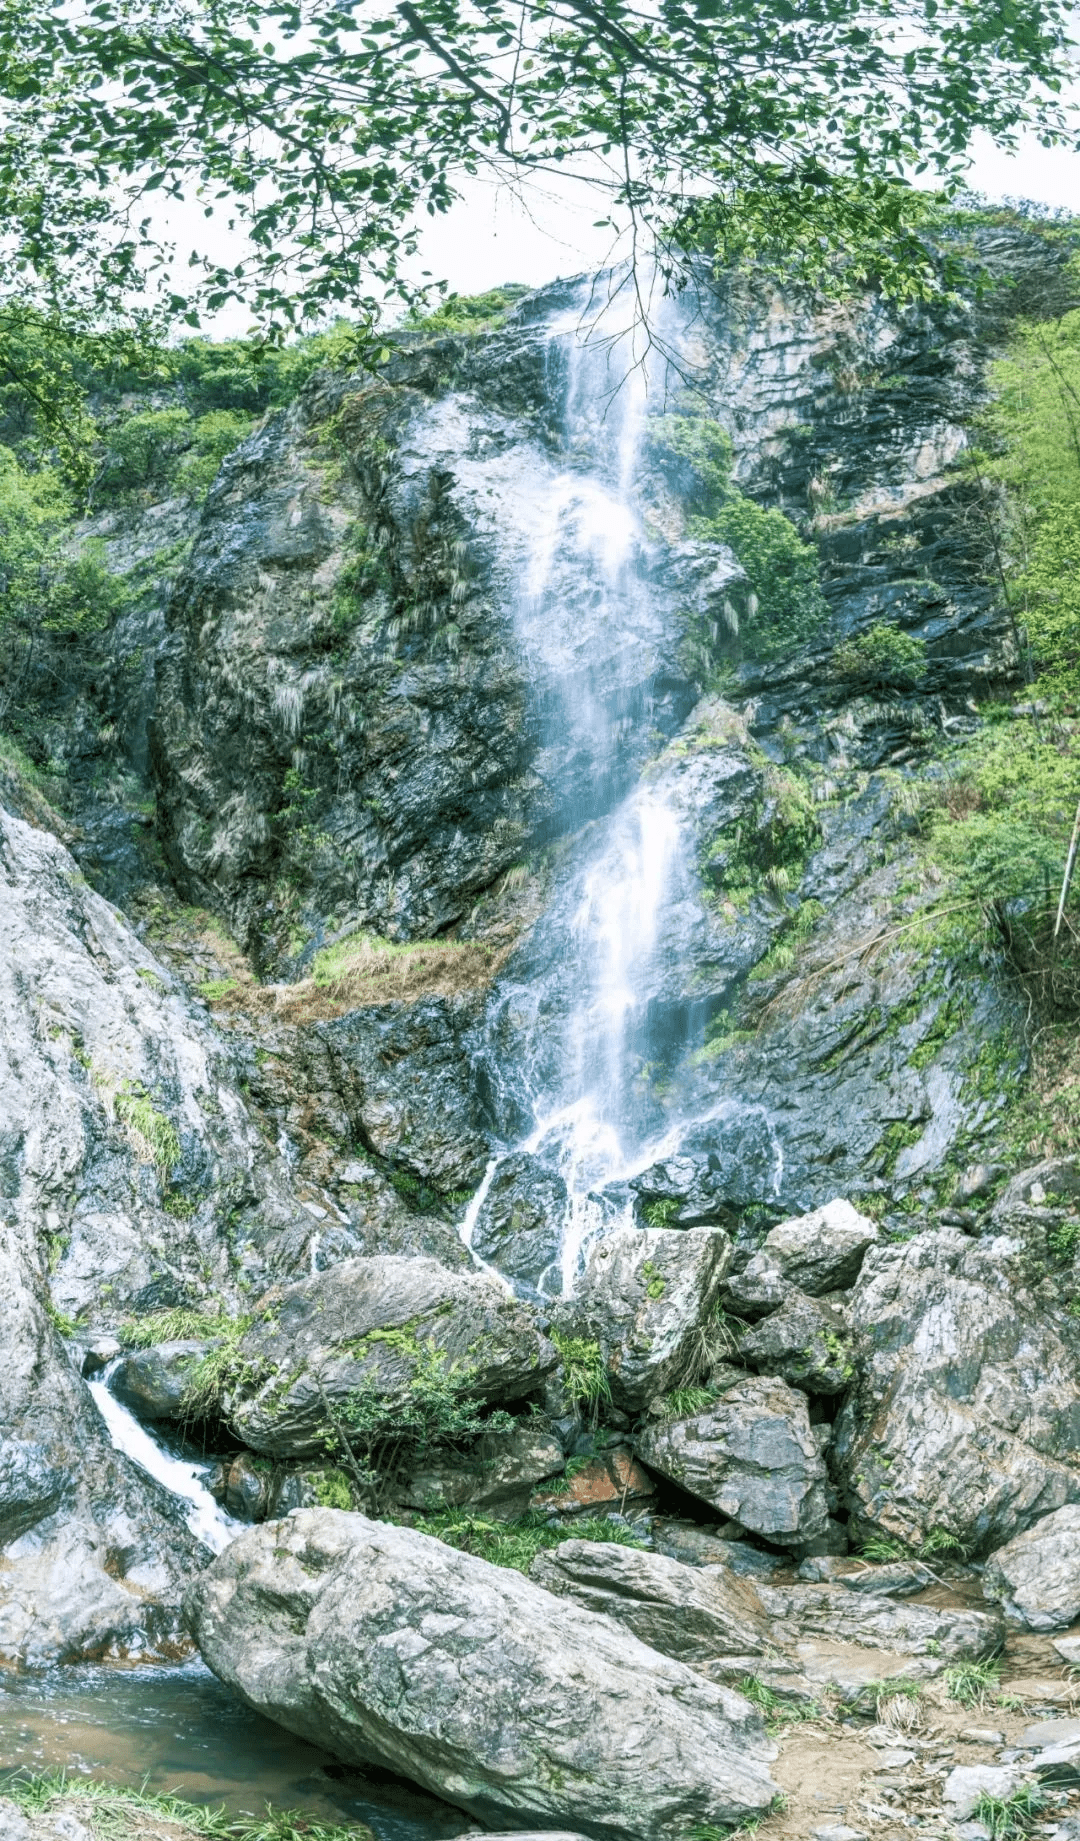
550;1330;611;1413
833;621;928;691
97;407;193;499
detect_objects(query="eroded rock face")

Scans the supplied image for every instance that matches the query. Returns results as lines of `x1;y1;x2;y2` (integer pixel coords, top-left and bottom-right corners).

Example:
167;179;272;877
469;1153;568;1296
754;1582;1003;1660
395;1424;565;1515
983;1505;1080;1630
834;1230;1080;1553
529;1539;772;1662
227;1255;556;1456
187;1509;780;1840
557;1224;732;1411
637;1374;829;1545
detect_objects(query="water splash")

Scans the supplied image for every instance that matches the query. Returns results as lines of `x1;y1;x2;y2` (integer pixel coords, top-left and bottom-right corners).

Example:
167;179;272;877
89;1373;239;1554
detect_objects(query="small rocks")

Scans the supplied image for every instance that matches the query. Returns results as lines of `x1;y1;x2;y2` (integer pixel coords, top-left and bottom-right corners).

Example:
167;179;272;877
1020;1719;1080;1749
637;1372;829;1546
983;1506;1080;1631
961;1729;1006;1747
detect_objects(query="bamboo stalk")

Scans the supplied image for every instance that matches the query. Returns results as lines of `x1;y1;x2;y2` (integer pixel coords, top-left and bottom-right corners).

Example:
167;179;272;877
1054;798;1080;942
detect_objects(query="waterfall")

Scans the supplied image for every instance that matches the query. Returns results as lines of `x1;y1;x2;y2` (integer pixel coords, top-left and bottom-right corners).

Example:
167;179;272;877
89;1371;240;1554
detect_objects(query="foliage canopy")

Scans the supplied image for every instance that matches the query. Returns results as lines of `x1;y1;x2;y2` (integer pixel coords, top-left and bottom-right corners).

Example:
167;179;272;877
0;0;1074;329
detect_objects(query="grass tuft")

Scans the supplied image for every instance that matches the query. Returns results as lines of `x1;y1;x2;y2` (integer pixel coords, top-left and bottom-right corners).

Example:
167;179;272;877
944;1659;1002;1708
974;1785;1047;1841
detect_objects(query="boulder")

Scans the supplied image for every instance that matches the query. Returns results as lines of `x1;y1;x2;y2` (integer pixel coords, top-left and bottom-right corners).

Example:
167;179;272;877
983;1505;1080;1630
754;1582;1003;1659
529;1539;772;1663
469;1154;567;1296
187;1509;780;1840
227;1256;557;1457
759;1200;878;1295
796;1557;937;1597
723;1257;791;1321
832;1229;1080;1554
108;1341;210;1421
395;1424;565;1515
651;1521;785;1577
637;1374;829;1546
224;1453;274;1521
557;1224;732;1412
738;1292;855;1395
629;1115;782;1226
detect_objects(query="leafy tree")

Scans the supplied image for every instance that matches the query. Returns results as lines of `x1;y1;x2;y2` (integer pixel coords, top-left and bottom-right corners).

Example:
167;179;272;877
833;622;928;691
0;0;1073;330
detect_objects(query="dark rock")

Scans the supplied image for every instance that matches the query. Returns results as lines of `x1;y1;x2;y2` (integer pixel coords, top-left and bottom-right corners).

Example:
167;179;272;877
738;1291;855;1395
224;1453;273;1521
109;1341;210;1421
469;1153;567;1295
394;1423;565;1515
637;1374;830;1546
555;1223;732;1411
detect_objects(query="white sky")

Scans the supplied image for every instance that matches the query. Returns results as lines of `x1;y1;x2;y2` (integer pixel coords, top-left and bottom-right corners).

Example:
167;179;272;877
160;127;1080;338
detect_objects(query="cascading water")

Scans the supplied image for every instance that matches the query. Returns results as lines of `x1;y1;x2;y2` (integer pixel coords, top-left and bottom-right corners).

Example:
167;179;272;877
88;1369;239;1553
417;275;739;1294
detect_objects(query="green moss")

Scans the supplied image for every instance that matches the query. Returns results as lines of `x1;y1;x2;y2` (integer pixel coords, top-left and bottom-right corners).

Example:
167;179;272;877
313;1467;354;1510
647;409;826;663
703;766;821;907
197;977;237;1001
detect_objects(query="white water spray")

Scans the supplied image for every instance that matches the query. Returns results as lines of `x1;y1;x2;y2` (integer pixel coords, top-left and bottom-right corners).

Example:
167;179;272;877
89;1373;239;1554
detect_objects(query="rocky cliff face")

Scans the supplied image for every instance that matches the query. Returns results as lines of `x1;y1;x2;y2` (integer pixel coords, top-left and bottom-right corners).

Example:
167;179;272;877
3;228;1078;1683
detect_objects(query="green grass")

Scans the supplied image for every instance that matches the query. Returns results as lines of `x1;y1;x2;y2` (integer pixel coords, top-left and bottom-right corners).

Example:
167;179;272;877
112;1081;181;1176
661;1385;717;1418
0;1772;377;1841
920;1525;967;1559
944;1659;1002;1707
974;1785;1047;1841
738;1675;820;1730
550;1329;611;1410
409;1506;645;1573
117;1304;240;1347
197;977;237;1001
859;1535;910;1561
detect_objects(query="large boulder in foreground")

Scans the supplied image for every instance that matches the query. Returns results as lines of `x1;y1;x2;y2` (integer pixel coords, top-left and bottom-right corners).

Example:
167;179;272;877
833;1229;1080;1554
227;1256;556;1456
637;1374;829;1546
982;1505;1080;1630
186;1509;779;1841
557;1224;732;1411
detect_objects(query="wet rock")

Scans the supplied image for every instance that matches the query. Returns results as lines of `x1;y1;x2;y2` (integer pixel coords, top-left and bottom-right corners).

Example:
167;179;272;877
224;1454;273;1521
469;1153;567;1296
755;1581;1003;1658
228;1255;557;1457
529;1445;654;1516
529;1539;771;1663
629;1114;783;1226
108;1341;209;1421
983;1505;1080;1630
187;1508;781;1839
636;1373;829;1546
737;1291;855;1394
833;1229;1080;1553
759;1199;878;1295
394;1424;565;1515
556;1224;732;1411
